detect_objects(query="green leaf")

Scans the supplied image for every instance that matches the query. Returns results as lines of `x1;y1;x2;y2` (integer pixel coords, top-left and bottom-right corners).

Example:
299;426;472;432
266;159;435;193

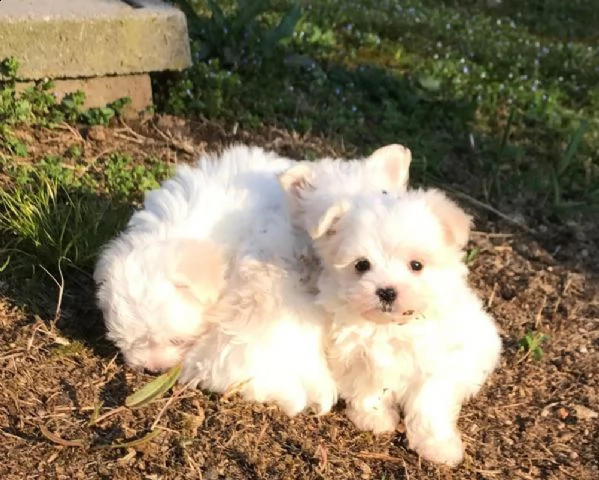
125;363;182;409
232;0;269;34
417;75;441;92
206;0;226;29
557;120;588;176
262;2;302;52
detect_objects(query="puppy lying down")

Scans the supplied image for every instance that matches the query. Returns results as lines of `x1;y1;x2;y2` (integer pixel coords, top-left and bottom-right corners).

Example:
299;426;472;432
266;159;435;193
280;161;502;466
94;144;412;416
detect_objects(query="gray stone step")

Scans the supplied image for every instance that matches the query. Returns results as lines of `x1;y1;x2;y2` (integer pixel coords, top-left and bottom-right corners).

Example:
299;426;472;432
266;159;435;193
0;0;192;80
0;0;192;114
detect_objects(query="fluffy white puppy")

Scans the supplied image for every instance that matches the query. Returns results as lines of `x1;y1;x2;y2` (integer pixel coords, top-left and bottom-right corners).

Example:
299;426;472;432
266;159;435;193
279;170;502;466
95;144;412;417
94;146;295;372
179;144;412;416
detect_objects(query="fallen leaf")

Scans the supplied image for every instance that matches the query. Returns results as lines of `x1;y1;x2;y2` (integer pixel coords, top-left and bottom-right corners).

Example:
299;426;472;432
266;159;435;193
125;363;182;409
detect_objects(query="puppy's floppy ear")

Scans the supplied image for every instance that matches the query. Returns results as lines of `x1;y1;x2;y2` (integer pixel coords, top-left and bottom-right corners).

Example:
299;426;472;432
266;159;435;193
311;202;349;239
423;189;472;249
278;163;314;201
367;144;412;191
168;239;226;305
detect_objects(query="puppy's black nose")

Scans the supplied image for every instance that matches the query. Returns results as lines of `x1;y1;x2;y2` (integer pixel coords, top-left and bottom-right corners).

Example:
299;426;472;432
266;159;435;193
376;287;397;304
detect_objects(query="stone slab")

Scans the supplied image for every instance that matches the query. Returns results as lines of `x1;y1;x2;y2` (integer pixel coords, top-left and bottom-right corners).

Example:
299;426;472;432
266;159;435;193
0;0;192;80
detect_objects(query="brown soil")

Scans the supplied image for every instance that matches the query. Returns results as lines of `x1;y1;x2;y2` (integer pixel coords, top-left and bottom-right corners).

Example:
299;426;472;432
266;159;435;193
1;116;597;480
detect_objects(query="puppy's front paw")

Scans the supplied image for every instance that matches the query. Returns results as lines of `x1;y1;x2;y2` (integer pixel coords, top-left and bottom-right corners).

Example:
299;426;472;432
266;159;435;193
410;431;464;467
346;402;399;433
311;392;336;416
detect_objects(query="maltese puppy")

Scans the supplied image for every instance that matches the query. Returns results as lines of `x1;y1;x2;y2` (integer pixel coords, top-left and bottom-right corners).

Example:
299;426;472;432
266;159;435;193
95;143;412;417
280;170;502;466
179;144;412;416
94;146;295;372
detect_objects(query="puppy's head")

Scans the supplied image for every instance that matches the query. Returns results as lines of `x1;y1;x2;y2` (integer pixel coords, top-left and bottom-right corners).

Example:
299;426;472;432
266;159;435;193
296;189;473;324
279;143;412;234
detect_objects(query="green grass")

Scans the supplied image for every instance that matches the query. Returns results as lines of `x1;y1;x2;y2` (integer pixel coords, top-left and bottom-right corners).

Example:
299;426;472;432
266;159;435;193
0;153;171;299
158;0;598;214
519;330;549;361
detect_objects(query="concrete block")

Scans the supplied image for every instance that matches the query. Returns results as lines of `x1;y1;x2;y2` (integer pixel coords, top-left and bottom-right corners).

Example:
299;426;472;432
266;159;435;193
0;0;192;80
17;73;154;116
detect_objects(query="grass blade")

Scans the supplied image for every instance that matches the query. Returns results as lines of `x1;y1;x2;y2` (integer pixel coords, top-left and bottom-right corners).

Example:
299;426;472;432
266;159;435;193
125;363;182;409
557;120;588;176
96;429;163;450
40;425;85;448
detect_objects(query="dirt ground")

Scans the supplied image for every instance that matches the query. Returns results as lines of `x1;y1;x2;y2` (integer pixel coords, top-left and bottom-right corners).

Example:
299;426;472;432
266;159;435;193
1;116;598;479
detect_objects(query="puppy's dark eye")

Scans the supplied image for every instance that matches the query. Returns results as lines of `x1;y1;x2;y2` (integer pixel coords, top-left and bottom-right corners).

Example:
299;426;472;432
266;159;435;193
382;190;388;195
409;260;423;272
354;258;371;273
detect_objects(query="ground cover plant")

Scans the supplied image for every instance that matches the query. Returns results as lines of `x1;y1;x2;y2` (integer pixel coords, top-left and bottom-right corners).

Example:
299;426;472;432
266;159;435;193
0;1;598;479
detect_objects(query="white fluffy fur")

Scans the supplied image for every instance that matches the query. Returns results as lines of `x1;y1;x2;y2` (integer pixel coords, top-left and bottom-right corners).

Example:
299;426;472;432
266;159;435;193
94;146;296;372
281;173;502;466
95;144;412;416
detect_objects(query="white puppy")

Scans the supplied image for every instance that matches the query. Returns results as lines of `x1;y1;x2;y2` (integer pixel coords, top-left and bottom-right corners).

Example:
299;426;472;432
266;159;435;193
94;146;295;372
279;169;502;466
179;144;412;415
95;144;412;417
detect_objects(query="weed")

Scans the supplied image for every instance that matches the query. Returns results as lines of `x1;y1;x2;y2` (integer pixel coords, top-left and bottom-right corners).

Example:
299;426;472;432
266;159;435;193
54;340;87;357
464;247;481;265
519;331;549;361
0;153;171;288
174;0;302;68
0;57;132;154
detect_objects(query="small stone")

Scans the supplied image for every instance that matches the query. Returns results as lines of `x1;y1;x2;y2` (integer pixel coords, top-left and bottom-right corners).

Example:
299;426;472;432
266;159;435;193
557;407;569;420
87;125;106;141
